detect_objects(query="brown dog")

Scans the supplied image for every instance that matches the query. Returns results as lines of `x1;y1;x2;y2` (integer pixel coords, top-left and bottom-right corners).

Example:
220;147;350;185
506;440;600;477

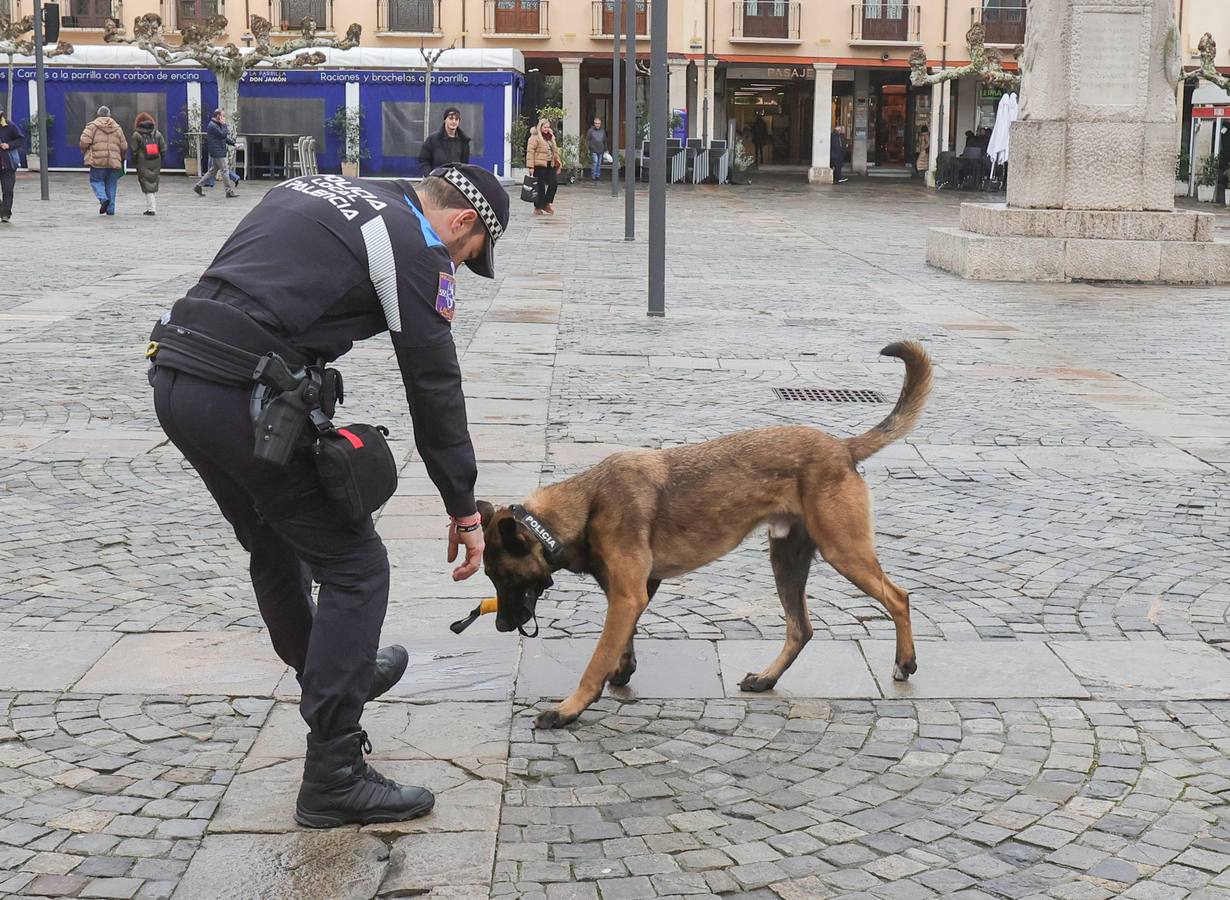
477;341;933;729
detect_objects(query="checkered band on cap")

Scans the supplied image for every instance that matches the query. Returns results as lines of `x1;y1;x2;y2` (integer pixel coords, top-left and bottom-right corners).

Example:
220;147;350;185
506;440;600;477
438;166;504;243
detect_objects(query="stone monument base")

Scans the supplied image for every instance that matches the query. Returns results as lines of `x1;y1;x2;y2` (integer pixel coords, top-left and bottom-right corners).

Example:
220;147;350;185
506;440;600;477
927;203;1230;283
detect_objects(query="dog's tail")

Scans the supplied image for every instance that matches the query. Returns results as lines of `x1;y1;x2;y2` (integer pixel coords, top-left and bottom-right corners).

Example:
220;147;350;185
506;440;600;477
845;340;933;463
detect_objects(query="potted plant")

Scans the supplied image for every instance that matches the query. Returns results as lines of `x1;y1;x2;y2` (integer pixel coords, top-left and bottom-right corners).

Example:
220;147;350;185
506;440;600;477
328;106;367;177
507;116;530;182
22;113;54;171
730;140;755;185
174;102;203;176
1175;150;1190;196
1196;154;1220;203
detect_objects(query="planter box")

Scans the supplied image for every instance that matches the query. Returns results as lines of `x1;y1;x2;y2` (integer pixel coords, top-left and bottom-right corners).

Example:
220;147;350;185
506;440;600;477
1175;181;1189;196
26;153;40;172
184;157;199;177
510;166;529;182
342;160;360;178
1198;184;1215;203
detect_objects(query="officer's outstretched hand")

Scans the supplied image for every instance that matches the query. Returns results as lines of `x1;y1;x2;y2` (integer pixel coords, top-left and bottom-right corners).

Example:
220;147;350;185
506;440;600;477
449;515;485;581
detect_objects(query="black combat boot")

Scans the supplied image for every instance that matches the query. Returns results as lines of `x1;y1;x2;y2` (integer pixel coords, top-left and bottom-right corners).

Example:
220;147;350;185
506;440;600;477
367;645;409;702
294;730;435;828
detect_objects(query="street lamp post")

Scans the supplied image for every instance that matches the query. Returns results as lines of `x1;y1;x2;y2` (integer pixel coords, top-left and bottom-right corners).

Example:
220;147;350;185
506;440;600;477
31;0;50;200
611;0;620;197
647;0;666;316
623;0;636;241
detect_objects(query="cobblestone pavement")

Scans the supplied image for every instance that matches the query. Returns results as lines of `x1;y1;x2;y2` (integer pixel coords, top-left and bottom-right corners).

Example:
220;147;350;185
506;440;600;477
0;172;1228;898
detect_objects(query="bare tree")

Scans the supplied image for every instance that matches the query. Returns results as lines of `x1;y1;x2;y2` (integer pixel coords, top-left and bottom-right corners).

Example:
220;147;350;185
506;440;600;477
103;13;360;127
909;24;1021;92
0;16;73;120
1188;33;1230;92
421;38;456;143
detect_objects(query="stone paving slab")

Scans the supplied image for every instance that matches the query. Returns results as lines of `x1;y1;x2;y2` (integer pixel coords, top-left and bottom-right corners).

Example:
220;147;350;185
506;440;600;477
716;640;880;699
517;639;723;700
0;631;119;690
172;832;389;899
1052;641;1230;700
76;632;288;696
860;640;1089;699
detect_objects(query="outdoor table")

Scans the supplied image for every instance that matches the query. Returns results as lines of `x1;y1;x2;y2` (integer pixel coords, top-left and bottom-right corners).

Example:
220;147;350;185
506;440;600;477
240;133;302;179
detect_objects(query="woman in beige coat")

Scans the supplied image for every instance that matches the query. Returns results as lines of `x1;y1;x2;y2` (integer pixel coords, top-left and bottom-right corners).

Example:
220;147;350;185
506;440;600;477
525;118;562;215
80;105;129;216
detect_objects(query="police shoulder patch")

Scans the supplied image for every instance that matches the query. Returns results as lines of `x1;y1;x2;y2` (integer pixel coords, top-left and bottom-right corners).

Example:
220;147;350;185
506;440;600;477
434;271;457;321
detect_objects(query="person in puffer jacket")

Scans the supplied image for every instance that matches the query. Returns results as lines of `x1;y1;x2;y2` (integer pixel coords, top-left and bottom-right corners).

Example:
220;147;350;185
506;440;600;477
131;112;167;217
80;105;128;216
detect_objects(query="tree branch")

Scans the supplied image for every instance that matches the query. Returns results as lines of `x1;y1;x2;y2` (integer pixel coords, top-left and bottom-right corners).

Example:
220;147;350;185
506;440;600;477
909;24;1021;92
1187;33;1230;91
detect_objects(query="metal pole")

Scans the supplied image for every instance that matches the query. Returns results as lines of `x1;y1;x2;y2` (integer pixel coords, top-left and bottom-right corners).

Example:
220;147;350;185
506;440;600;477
623;0;636;240
32;0;50;200
647;0;665;316
611;0;620;196
701;0;708;146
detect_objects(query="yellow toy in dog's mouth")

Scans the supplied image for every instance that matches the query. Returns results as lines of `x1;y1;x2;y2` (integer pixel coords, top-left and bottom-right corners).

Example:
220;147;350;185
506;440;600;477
449;597;499;634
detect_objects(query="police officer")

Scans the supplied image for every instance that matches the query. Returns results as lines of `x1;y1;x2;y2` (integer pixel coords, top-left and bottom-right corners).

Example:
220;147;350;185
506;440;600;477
148;164;509;827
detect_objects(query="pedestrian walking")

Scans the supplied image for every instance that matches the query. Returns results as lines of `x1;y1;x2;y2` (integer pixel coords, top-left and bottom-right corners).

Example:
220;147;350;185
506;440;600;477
418;107;471;173
0;109;24;224
526;118;561;216
831;126;848;184
194;108;237;199
751;112;769;164
584;117;608;182
80;106;128;216
131;112;166;217
145;163;508;829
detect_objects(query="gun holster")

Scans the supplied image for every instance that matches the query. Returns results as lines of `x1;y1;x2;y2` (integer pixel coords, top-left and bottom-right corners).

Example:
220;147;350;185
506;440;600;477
249;353;332;468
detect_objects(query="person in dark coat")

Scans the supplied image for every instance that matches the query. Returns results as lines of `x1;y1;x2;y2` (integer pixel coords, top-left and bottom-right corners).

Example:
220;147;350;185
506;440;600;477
194;108;237;199
751;112;769;164
418;108;470;174
830;126;848;184
0;109;25;224
131;112;167;217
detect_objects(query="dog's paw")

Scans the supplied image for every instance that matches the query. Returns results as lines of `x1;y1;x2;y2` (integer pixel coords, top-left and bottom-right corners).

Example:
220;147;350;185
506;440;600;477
534;708;577;730
739;672;777;693
609;666;636;687
892;658;918;682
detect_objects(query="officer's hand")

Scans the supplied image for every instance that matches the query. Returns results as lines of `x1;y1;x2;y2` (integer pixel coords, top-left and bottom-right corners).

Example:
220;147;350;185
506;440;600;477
448;517;485;581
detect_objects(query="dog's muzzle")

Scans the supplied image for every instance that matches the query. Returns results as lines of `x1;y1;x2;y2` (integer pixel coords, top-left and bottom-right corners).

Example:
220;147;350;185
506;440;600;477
494;580;552;637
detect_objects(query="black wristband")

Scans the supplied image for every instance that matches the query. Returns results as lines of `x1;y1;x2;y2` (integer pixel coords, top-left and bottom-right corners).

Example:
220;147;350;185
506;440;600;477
454;520;482;534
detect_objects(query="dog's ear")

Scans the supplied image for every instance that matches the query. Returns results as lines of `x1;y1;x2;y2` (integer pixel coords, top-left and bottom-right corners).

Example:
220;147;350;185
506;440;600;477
497;516;531;556
476;500;495;528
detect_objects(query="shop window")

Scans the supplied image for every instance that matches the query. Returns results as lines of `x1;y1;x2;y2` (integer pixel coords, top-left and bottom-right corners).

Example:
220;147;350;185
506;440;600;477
236;97;326;143
382;101;485;158
66;92;168;140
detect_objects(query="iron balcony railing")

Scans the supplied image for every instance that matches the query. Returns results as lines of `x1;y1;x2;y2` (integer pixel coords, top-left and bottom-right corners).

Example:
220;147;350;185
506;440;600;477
592;0;648;37
62;0;121;29
270;0;332;31
732;1;800;41
173;0;222;31
377;0;439;33
851;2;920;42
484;0;548;36
973;3;1026;45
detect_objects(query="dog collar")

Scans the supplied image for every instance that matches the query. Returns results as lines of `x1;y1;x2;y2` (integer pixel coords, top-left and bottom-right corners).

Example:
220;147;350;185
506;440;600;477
510;504;564;567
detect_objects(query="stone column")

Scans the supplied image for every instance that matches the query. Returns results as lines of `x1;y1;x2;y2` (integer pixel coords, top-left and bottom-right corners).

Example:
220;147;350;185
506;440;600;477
668;59;689;126
561;58;583;144
853;68;870;174
809;63;836;184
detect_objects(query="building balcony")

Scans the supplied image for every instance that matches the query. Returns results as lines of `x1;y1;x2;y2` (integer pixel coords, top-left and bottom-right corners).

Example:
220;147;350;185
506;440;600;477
61;0;121;29
170;0;222;32
850;3;920;44
974;2;1026;46
269;0;333;31
732;1;800;43
376;0;439;34
591;0;647;39
484;0;548;38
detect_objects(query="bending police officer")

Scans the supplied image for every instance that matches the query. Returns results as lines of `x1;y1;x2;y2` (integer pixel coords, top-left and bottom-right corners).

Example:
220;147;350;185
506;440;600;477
147;164;509;827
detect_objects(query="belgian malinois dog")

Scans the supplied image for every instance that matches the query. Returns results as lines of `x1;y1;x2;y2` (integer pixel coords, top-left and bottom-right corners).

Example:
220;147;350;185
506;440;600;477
476;341;932;729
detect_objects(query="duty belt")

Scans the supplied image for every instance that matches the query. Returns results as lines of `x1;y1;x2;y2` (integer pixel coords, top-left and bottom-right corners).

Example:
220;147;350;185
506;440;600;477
147;295;341;466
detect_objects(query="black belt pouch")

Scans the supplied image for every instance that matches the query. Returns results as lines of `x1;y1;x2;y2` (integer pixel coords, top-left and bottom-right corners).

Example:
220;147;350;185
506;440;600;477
313;424;398;526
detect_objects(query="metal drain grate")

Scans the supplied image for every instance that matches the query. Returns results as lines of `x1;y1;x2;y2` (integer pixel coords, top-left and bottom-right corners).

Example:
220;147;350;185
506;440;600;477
773;387;888;403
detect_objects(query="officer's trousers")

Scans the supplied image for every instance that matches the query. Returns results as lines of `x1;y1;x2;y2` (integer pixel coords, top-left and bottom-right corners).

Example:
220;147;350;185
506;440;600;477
152;368;388;740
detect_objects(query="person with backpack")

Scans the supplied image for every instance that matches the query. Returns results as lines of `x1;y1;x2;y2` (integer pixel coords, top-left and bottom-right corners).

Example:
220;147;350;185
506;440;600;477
131;112;167;216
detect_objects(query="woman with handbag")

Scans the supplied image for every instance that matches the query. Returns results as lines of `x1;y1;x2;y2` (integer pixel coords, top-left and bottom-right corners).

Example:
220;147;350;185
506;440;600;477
0;110;25;224
131;112;167;217
526;118;562;216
